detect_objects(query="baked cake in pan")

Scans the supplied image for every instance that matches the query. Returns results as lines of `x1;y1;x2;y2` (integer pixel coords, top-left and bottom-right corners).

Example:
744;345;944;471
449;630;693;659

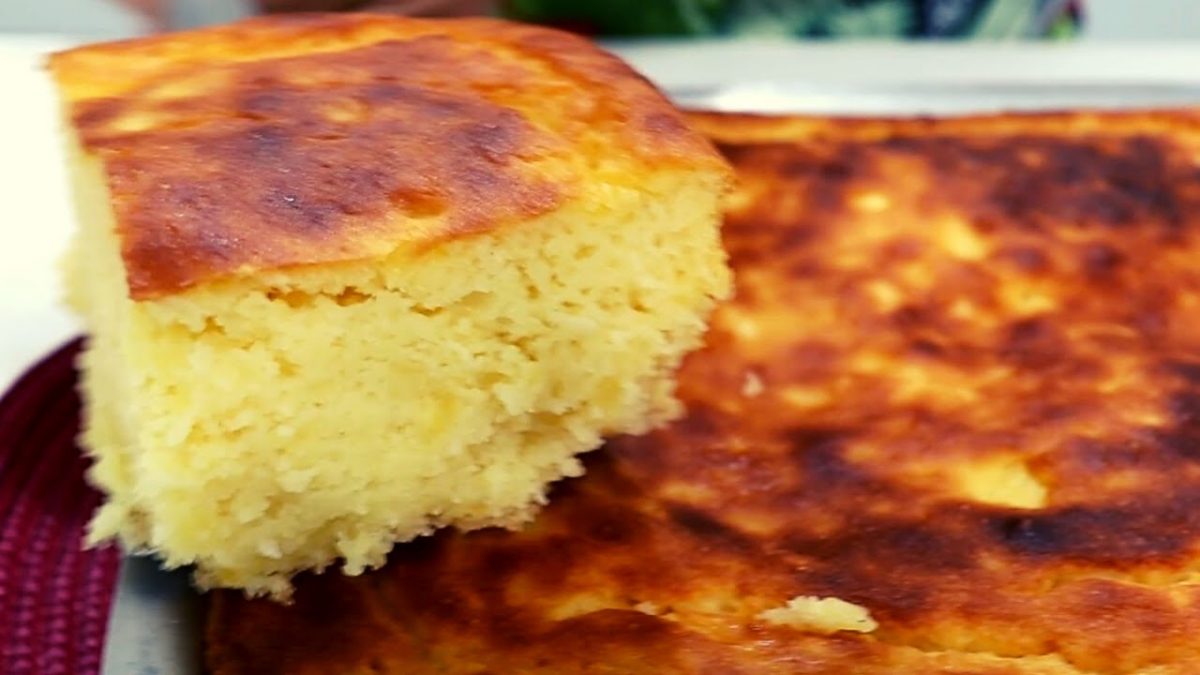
210;108;1200;673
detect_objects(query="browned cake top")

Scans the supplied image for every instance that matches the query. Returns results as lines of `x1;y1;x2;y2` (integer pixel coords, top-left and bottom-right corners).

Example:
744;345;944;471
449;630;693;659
208;110;1200;675
49;14;720;299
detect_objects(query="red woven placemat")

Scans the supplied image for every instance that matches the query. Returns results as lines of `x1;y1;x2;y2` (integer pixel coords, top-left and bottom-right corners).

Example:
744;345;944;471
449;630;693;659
0;339;120;675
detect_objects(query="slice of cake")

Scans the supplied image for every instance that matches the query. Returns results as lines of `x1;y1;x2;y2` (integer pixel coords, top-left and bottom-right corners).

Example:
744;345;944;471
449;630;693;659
49;13;731;597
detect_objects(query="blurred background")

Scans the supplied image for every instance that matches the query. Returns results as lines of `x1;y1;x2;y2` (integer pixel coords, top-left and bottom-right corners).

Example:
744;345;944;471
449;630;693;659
2;0;1199;41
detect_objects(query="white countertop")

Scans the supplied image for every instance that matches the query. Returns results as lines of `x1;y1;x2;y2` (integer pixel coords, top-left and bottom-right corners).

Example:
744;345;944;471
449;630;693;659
7;36;1200;392
1;35;79;392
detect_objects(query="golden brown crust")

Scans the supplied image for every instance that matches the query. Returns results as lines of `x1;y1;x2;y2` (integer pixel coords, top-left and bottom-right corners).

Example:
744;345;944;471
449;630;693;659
208;109;1200;674
50;14;721;299
687;108;1200;143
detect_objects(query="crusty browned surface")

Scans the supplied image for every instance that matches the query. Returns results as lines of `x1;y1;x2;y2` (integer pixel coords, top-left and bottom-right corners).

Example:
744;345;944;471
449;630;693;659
207;109;1200;674
48;14;719;299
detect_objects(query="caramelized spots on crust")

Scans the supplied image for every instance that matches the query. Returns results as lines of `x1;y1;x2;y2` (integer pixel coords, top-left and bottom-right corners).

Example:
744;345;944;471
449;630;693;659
209;111;1200;674
49;15;723;299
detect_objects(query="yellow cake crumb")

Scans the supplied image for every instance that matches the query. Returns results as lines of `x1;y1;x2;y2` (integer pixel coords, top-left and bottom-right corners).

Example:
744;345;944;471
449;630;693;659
758;596;879;634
